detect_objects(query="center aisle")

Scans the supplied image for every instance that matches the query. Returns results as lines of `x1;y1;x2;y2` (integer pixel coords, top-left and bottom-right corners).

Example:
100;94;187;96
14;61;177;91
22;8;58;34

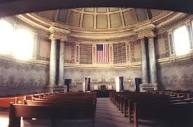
95;98;131;127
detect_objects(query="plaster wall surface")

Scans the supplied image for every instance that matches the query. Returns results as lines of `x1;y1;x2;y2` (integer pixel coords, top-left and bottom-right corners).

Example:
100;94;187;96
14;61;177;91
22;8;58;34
64;67;141;91
0;58;49;96
158;59;193;90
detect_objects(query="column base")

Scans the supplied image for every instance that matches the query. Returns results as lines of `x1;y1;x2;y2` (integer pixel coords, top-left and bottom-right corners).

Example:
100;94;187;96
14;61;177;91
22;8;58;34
140;83;158;92
47;86;54;93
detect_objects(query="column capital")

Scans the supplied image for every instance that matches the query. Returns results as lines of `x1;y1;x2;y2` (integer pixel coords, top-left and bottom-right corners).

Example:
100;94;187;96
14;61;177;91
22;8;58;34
135;24;156;39
49;26;70;41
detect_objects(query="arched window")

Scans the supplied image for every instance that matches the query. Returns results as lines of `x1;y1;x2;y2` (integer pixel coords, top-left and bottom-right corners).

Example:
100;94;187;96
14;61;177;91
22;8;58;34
0;19;14;55
173;25;191;56
0;19;36;61
13;27;35;60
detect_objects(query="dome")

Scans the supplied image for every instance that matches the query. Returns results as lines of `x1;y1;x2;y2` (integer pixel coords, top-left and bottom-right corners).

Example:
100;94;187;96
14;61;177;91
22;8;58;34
30;8;168;32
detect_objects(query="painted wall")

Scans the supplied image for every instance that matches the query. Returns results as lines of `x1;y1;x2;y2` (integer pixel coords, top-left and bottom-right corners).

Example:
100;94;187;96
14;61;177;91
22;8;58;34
156;25;193;91
0;58;49;96
158;59;193;91
64;67;141;91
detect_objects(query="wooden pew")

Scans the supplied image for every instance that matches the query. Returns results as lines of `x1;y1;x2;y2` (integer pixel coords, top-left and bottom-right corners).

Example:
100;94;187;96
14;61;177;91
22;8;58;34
0;97;15;108
9;92;96;127
0;93;48;108
0;96;27;108
110;90;193;127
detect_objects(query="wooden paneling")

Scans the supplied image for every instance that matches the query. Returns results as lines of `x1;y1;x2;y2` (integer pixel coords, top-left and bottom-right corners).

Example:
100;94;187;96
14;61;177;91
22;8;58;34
80;44;92;64
113;43;126;64
64;43;75;64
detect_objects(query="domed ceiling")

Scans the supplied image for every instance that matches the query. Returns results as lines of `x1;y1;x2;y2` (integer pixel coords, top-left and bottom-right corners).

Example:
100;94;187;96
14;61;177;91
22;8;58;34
31;8;168;32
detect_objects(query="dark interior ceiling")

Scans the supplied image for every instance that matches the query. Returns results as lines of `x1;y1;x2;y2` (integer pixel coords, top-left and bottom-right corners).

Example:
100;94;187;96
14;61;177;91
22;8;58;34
0;0;192;17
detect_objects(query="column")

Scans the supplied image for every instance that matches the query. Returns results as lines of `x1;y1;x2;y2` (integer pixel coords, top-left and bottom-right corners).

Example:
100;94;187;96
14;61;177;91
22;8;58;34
58;34;69;88
135;24;157;91
141;38;149;83
58;40;65;86
49;26;70;92
148;37;158;85
49;34;57;92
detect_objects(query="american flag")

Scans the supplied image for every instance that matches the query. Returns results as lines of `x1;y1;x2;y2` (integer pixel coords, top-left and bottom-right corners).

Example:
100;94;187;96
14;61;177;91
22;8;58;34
96;44;109;64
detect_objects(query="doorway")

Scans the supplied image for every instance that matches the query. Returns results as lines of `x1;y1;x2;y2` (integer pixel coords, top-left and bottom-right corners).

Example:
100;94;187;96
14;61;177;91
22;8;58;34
64;79;72;92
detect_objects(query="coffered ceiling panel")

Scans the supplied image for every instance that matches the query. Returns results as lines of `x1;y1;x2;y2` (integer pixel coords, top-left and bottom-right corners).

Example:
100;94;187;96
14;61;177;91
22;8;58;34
110;13;122;28
68;11;80;27
97;8;107;13
82;14;94;29
97;14;108;29
84;8;95;12
33;8;167;32
123;10;138;26
109;8;120;12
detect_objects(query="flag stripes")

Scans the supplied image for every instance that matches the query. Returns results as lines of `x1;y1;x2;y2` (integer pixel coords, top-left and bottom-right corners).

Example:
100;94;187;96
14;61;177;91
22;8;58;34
96;44;109;64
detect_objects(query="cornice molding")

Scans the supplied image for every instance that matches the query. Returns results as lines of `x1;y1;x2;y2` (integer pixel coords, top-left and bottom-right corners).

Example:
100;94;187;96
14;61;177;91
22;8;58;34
16;14;49;31
49;26;70;41
156;13;187;29
135;24;155;38
63;63;141;69
69;30;135;40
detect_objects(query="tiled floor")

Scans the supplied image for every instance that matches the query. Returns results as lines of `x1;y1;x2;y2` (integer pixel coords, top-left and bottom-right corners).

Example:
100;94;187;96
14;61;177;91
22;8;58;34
0;111;9;127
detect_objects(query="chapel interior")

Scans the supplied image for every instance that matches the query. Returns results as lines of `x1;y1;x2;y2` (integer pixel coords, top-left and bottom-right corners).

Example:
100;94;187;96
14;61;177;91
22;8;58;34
0;1;193;127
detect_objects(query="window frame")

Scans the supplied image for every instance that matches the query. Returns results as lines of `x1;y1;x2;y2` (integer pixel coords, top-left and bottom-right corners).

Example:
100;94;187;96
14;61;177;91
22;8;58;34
0;19;37;61
172;24;191;56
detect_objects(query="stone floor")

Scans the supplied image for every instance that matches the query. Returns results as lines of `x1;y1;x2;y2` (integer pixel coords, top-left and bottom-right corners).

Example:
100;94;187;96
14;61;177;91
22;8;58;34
0;98;189;127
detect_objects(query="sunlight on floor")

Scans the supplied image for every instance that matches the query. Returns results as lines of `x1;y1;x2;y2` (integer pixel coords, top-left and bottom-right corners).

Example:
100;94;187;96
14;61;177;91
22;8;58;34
0;115;9;127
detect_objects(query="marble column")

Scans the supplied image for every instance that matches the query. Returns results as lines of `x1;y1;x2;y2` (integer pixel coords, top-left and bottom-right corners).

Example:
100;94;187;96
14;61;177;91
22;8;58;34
136;24;157;91
49;26;70;92
49;34;57;92
58;40;65;86
148;37;157;85
141;38;149;83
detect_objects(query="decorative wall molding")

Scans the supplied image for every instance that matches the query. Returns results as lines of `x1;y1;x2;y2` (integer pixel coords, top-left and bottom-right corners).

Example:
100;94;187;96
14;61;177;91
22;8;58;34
64;63;141;69
135;24;155;38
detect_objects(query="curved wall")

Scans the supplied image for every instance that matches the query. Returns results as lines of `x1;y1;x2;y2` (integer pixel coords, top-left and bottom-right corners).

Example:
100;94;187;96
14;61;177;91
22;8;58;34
1;13;193;96
156;15;193;90
0;58;49;96
158;59;193;90
64;67;141;91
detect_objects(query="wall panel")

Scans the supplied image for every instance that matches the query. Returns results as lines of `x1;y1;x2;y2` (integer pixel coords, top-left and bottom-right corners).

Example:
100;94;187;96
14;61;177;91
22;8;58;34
113;42;126;64
80;44;92;64
130;40;141;62
0;58;48;96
